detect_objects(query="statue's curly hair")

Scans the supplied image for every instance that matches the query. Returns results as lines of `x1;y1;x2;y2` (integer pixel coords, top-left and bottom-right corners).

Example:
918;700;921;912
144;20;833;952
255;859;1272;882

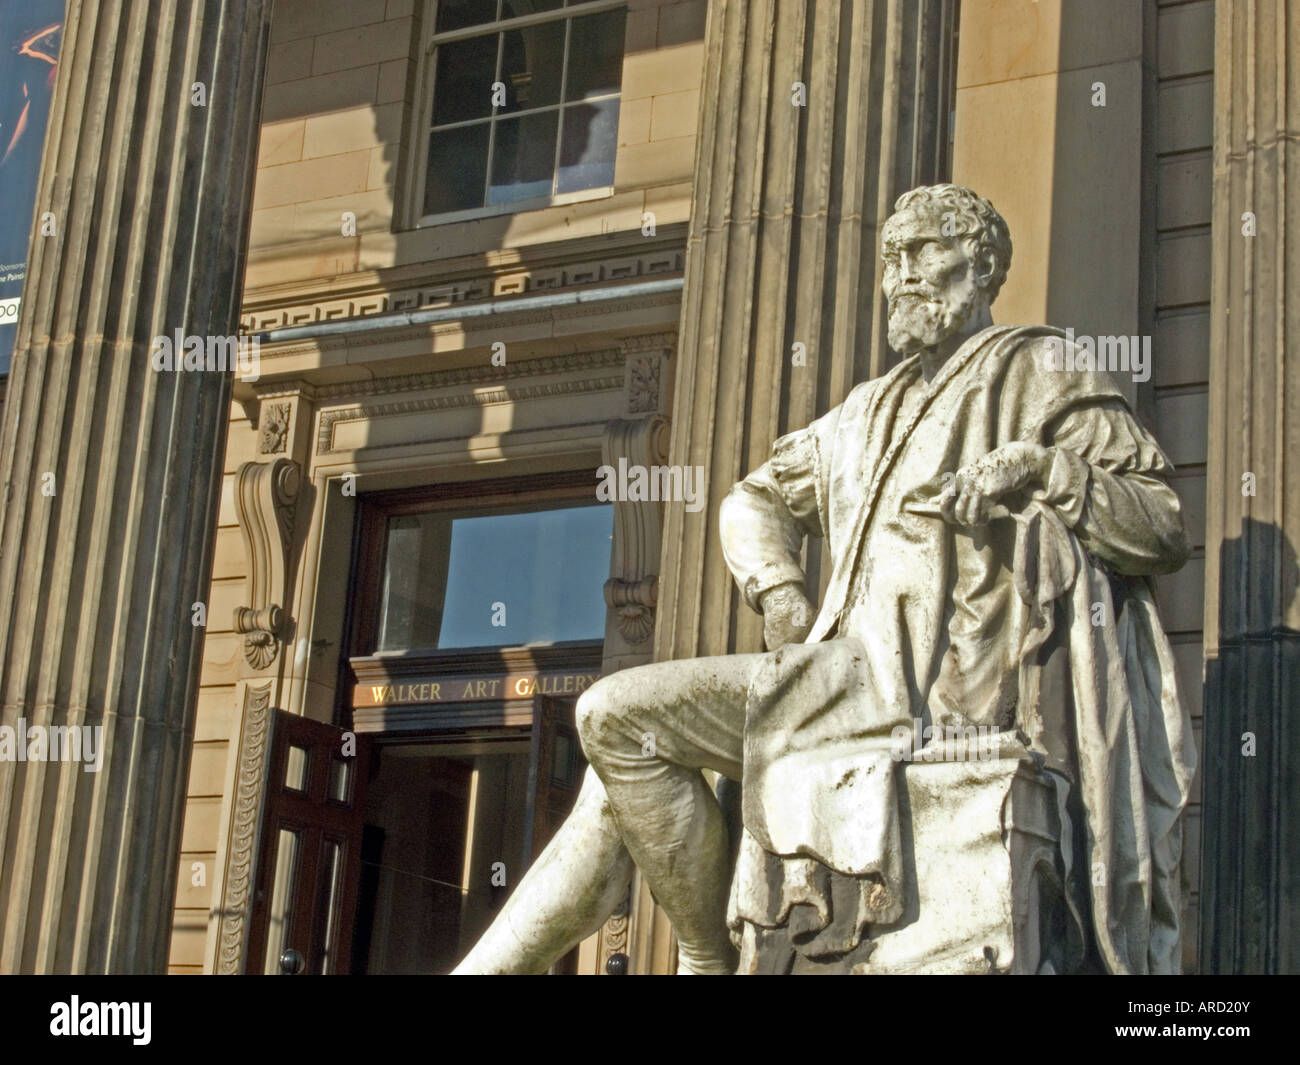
890;184;1013;305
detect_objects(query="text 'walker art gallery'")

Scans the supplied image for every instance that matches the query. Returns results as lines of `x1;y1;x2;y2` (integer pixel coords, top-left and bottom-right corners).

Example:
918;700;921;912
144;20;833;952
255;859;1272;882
0;0;1295;1019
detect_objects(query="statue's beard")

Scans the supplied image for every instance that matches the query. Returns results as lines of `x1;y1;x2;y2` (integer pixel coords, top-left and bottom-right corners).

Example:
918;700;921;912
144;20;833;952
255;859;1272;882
886;286;978;354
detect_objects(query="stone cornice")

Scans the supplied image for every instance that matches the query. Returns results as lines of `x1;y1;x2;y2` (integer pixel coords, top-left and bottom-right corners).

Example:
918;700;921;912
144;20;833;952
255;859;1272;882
241;235;687;337
316;376;624;454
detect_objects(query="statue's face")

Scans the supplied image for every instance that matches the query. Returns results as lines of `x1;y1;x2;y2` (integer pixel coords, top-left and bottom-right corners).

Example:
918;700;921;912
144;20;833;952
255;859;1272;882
881;206;987;354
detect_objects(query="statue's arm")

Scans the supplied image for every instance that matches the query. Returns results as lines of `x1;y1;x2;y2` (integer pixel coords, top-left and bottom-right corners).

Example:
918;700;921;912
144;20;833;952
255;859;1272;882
719;407;839;625
1038;401;1191;576
719;458;813;610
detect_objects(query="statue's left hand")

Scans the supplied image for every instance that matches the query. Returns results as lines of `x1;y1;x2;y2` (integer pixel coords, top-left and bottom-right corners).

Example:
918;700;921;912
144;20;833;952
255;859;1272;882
937;442;1052;526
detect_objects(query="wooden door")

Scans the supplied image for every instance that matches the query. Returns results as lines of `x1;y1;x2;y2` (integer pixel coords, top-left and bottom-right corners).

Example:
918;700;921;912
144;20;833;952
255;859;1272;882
246;711;370;974
524;694;585;860
524;694;586;974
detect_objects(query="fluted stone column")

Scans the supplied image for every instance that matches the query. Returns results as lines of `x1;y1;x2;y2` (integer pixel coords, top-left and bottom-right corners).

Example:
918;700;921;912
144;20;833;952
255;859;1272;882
1199;0;1300;974
655;0;956;663
0;0;271;973
637;0;955;973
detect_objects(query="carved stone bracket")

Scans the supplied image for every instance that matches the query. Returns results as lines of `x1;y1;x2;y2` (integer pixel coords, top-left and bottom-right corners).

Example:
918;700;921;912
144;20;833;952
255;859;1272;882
233;458;301;669
600;415;670;655
603;576;659;645
258;400;291;454
620;333;676;417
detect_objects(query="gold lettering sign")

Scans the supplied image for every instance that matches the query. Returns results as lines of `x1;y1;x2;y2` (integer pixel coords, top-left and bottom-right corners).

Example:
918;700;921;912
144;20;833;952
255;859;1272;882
356;672;599;708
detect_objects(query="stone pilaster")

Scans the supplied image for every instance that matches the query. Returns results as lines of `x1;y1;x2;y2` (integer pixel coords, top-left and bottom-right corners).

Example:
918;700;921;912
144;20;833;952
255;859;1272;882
654;0;957;663
640;0;955;974
1199;0;1300;974
0;0;271;973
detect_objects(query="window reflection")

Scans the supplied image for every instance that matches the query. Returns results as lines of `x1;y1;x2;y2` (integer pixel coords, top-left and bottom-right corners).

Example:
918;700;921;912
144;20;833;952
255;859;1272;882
422;4;627;217
377;502;612;651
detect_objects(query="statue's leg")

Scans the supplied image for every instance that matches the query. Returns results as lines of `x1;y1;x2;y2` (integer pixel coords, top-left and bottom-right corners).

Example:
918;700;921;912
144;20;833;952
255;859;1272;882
576;654;763;974
452;767;634;974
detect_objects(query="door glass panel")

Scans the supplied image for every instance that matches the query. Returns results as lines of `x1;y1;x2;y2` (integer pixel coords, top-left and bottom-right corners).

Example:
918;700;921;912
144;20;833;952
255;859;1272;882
328;758;352;805
263;828;302;975
285;745;309;792
552;729;578;787
314;839;344;975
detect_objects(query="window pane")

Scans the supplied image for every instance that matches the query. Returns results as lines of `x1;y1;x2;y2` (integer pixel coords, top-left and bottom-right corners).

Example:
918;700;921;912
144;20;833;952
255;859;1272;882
378;514;450;650
435;0;499;34
556;98;618;193
564;9;626;101
498;19;565;112
489;109;558;205
329;758;352;805
376;503;612;651
501;0;564;18
314;839;344;975
285;745;309;792
432;35;499;125
263;828;302;975
425;123;490;214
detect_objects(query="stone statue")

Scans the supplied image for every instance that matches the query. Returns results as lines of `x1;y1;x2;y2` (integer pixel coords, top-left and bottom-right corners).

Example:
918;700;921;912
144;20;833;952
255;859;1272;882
453;184;1196;975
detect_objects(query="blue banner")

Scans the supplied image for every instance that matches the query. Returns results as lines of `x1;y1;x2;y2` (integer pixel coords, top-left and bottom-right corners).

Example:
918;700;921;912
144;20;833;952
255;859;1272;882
0;3;63;375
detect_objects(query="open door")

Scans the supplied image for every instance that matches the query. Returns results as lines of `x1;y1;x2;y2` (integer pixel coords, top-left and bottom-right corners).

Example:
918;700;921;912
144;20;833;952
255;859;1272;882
246;710;370;974
524;693;585;859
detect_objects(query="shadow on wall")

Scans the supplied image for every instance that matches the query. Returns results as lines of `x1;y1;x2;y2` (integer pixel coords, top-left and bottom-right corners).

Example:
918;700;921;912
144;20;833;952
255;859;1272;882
1198;517;1300;974
248;0;694;279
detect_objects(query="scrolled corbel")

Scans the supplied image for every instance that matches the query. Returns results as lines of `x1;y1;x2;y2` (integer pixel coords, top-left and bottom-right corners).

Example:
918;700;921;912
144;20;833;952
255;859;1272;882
233;458;300;669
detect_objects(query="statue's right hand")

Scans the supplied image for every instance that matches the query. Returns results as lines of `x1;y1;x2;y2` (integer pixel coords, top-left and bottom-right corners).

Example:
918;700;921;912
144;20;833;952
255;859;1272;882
758;583;816;649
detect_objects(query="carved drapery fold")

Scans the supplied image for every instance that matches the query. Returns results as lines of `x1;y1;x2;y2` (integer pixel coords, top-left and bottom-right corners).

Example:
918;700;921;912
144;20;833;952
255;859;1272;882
233;458;301;669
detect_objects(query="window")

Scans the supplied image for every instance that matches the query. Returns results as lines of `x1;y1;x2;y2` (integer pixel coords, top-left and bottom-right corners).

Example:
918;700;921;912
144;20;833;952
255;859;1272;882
415;0;627;223
375;499;613;651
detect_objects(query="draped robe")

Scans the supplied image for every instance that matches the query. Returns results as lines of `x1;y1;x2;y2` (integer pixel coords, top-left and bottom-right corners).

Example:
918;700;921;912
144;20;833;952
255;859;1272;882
719;324;1197;974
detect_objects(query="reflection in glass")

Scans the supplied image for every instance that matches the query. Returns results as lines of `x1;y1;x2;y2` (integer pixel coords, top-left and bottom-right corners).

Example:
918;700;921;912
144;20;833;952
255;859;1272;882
315;840;344;975
489;110;559;205
435;0;500;35
564;9;626;100
432;34;499;125
377;503;612;651
354;745;528;974
285;745;309;792
425;124;491;215
422;5;626;217
329;758;352;805
500;0;563;19
499;19;565;112
557;98;619;193
263;828;301;975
